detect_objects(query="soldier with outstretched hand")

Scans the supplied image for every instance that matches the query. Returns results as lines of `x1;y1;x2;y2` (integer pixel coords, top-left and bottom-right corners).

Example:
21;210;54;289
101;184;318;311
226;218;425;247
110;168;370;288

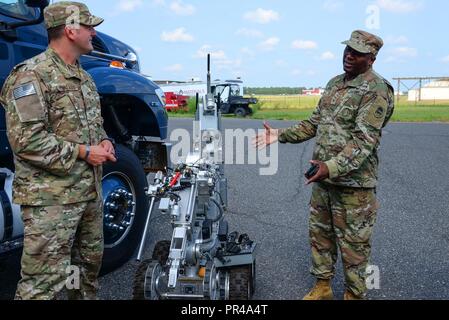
1;2;116;300
254;30;394;300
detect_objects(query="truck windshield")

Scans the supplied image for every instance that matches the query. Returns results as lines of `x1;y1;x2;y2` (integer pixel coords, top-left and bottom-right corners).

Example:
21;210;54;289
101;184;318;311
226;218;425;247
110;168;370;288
214;85;241;101
229;85;241;96
214;85;230;102
0;0;37;20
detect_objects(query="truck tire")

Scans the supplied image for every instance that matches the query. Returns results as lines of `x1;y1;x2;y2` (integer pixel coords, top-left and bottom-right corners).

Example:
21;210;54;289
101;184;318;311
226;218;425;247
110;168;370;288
100;144;149;274
234;106;248;117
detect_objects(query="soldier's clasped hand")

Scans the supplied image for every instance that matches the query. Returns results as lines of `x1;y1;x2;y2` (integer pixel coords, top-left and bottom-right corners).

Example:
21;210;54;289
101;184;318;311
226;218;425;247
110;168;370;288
100;139;115;156
85;145;116;166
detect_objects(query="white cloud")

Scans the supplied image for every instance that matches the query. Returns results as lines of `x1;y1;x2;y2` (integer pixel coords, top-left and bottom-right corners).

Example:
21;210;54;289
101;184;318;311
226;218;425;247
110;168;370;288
216;59;242;68
322;0;344;12
236;28;264;38
320;51;336;60
161;27;194;42
292;40;318;50
195;45;227;60
241;47;255;56
385;35;409;45
170;1;196;16
193;46;241;72
392;47;417;57
291;69;301;76
259;37;280;51
244;8;280;24
442;55;449;63
116;0;144;12
376;0;422;13
111;0;146;16
165;64;183;72
385;46;418;62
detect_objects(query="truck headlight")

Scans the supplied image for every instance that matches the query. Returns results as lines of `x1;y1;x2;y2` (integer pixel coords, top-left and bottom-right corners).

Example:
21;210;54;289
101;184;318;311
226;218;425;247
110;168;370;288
156;88;166;107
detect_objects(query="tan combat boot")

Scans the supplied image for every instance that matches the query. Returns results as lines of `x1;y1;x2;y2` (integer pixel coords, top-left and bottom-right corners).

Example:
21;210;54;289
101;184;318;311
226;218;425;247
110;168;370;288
303;279;334;300
343;290;363;300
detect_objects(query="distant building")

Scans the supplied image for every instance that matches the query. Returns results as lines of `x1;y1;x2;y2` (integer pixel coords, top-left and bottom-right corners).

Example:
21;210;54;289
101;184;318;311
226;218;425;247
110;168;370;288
408;80;449;101
154;79;245;97
302;88;325;96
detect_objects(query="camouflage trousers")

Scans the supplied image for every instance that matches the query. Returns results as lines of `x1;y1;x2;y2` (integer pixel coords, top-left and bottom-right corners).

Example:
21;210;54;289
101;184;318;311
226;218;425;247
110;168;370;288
309;182;378;298
15;199;103;300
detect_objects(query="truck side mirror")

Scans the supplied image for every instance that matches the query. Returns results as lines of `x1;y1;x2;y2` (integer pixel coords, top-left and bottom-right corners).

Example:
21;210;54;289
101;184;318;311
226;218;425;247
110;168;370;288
1;0;49;33
25;0;49;9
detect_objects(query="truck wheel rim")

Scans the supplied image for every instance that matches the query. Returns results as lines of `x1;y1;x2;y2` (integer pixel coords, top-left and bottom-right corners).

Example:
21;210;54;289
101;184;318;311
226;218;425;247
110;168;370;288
102;171;137;248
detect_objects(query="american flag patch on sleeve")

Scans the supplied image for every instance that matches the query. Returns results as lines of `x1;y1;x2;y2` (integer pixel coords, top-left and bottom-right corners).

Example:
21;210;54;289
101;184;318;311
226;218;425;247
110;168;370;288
13;83;37;100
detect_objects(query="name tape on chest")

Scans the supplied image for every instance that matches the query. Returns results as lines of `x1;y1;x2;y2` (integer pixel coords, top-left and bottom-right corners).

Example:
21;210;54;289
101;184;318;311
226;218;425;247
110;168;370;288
13;83;37;100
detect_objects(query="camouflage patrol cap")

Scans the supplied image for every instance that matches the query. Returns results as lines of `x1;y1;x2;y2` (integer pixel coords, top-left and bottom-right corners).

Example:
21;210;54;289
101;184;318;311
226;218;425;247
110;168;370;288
342;30;384;56
44;1;104;29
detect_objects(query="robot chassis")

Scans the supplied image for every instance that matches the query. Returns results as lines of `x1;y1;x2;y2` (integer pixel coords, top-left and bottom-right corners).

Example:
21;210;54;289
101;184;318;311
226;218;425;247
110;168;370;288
132;55;256;300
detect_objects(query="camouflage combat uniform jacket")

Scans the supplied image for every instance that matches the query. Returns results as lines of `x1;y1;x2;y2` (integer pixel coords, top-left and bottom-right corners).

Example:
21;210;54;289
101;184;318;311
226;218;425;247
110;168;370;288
1;48;107;205
279;69;394;188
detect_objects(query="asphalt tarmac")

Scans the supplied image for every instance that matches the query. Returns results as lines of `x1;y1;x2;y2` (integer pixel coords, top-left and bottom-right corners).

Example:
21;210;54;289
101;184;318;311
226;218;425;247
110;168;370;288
1;119;448;300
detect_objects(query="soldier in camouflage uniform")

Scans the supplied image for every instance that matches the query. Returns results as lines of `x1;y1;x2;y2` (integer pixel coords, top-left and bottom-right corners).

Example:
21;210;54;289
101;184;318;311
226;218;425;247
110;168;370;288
0;2;116;300
254;30;394;299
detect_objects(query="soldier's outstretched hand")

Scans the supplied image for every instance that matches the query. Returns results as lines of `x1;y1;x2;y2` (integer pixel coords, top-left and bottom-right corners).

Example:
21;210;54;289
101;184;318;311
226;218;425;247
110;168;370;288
252;121;280;150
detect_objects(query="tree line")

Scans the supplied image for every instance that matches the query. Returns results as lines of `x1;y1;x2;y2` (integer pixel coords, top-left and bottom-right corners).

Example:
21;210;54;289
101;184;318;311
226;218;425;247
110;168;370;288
244;87;309;95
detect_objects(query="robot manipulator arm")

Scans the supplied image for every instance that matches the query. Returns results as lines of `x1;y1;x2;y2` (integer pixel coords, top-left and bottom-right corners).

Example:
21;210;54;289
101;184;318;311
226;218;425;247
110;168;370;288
168;227;188;288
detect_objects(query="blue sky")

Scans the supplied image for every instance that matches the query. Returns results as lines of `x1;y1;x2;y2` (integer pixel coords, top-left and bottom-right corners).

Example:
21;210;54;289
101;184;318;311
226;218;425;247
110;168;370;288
68;0;448;87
